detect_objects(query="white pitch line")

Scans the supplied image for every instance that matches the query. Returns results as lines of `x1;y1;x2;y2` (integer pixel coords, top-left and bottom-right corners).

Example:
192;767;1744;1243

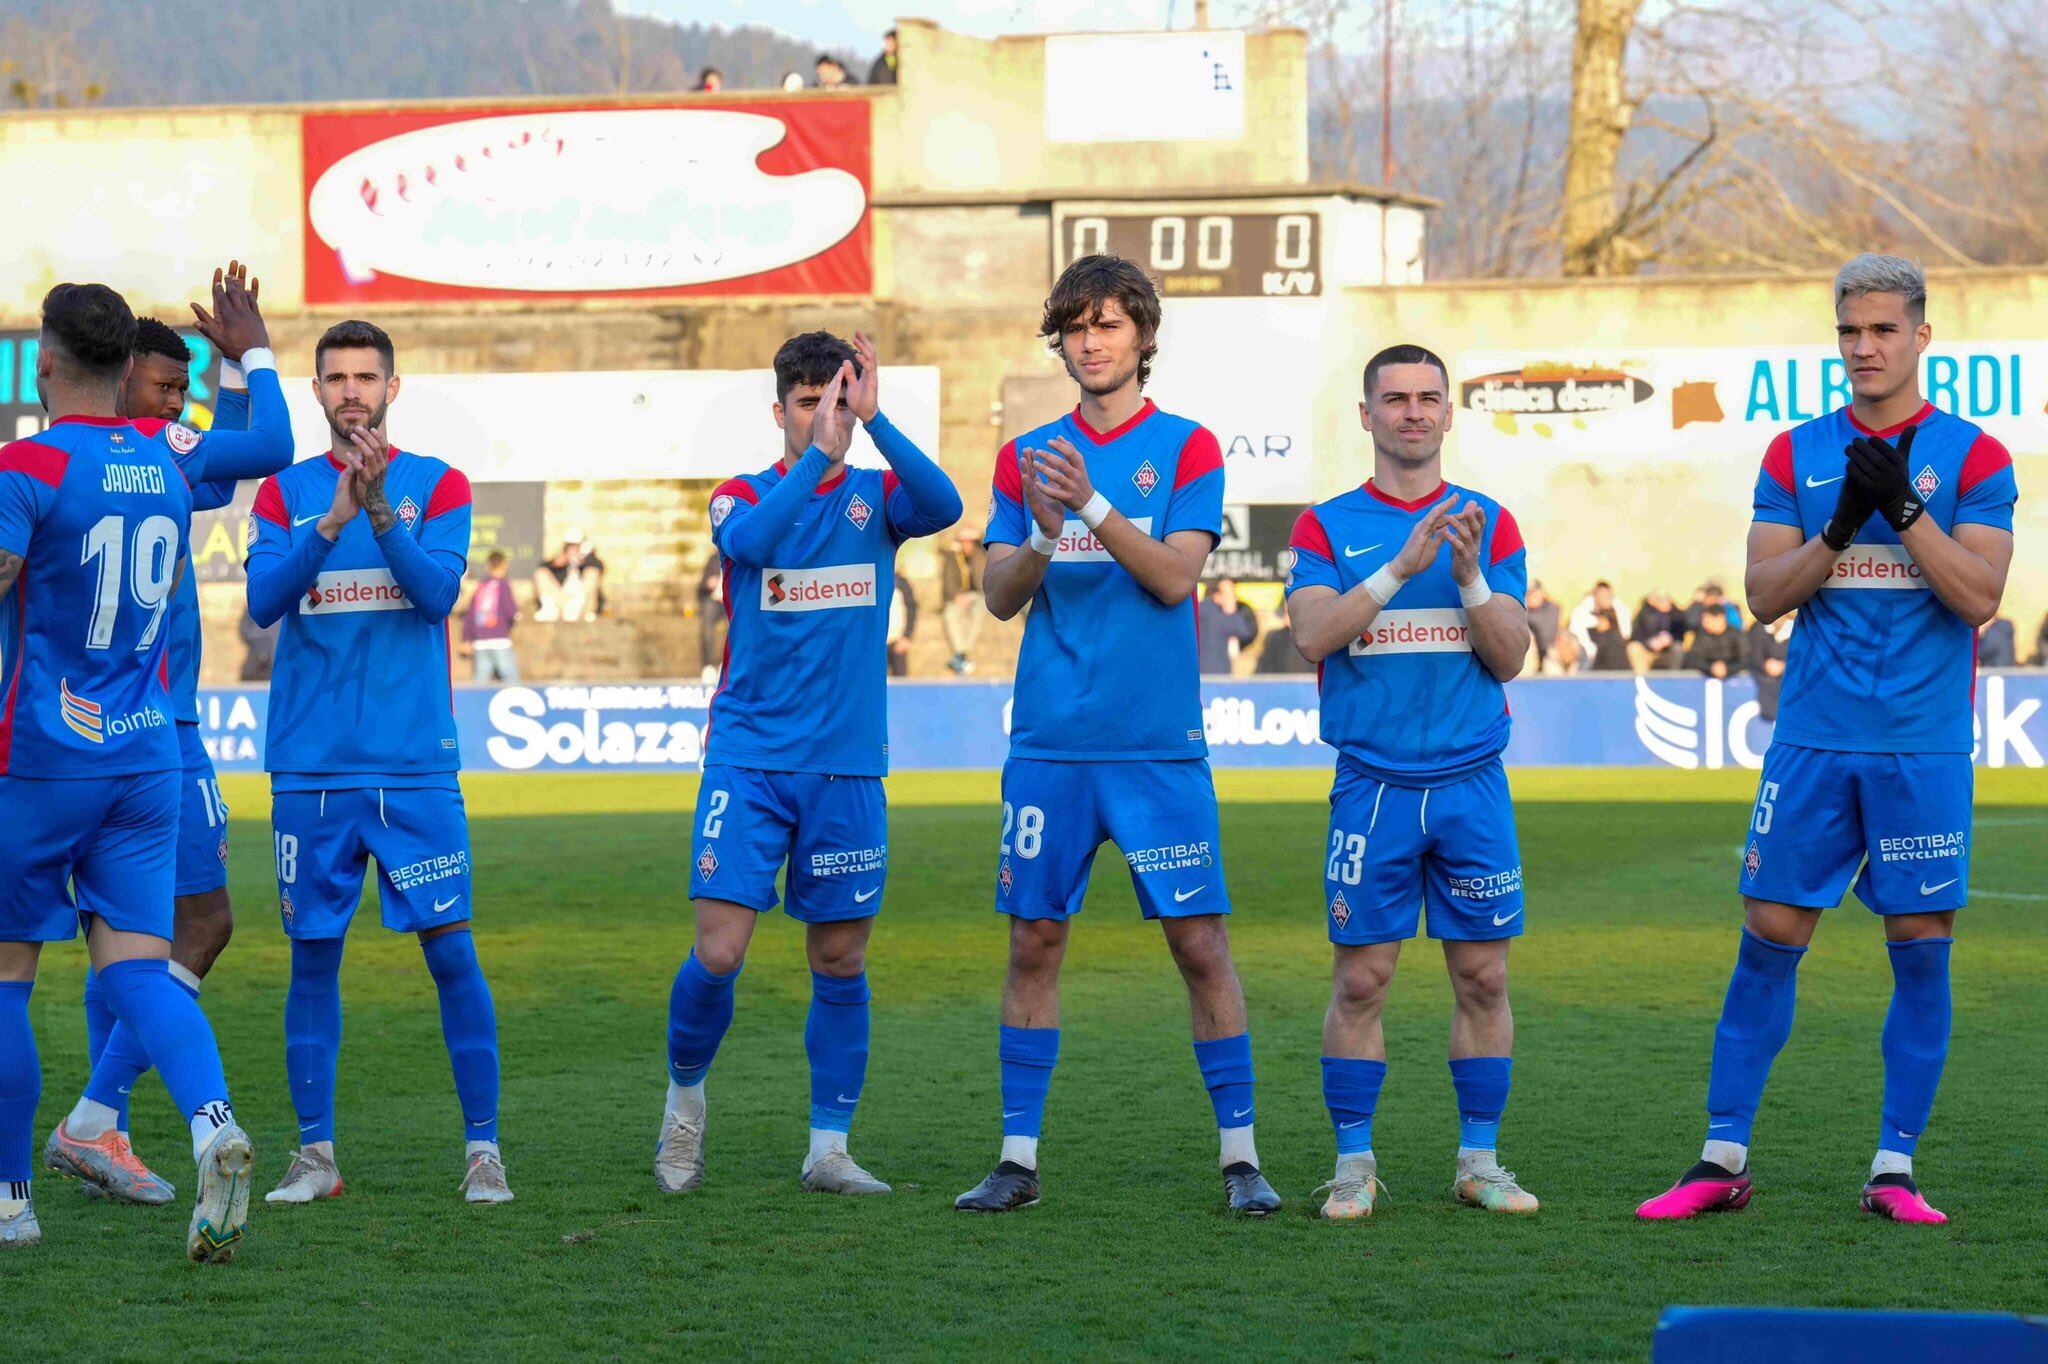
1974;890;2048;902
1975;816;2048;827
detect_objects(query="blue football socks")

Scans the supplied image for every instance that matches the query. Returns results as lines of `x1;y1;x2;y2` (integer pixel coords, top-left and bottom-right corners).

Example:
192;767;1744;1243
82;967;127;1129
1880;937;1952;1158
0;981;37;1193
667;950;741;1088
1449;1055;1513;1151
805;971;870;1134
998;1024;1060;1144
422;930;501;1146
96;958;233;1157
1322;1056;1387;1157
1705;927;1806;1151
1194;1032;1256;1129
84;970;198;1130
284;937;346;1146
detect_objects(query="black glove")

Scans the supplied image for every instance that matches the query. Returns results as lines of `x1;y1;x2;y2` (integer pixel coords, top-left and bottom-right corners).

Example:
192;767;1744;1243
1820;466;1877;552
1844;424;1926;534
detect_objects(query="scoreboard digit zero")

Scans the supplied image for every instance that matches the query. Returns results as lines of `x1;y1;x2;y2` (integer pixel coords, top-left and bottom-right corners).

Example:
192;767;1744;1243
1056;210;1322;298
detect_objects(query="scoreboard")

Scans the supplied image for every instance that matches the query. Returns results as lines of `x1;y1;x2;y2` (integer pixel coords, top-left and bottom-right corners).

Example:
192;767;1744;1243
1060;211;1321;297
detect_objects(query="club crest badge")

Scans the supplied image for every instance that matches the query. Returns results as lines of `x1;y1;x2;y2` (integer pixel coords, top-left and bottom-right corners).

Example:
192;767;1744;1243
1330;890;1352;927
846;494;873;530
1133;460;1160;495
280;889;295;924
1744;841;1761;877
396;496;420;527
998;858;1015;895
697;847;719;880
1913;465;1940;500
165;423;201;454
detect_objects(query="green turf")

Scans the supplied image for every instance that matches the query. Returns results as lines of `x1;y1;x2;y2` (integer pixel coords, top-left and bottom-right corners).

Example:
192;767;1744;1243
7;767;2046;1360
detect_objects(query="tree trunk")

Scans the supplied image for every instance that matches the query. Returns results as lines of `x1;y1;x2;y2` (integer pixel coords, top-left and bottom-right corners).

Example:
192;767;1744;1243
1561;0;1640;276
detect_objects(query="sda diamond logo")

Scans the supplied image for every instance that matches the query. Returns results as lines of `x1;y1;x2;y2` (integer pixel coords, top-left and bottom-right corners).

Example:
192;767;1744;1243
1744;841;1761;877
846;494;873;530
998;858;1015;894
696;847;719;880
1913;464;1940;499
396;495;421;527
1330;889;1351;927
1133;460;1159;495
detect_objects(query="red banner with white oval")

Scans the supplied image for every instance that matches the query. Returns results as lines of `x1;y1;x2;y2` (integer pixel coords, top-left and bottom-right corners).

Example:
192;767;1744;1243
301;100;871;303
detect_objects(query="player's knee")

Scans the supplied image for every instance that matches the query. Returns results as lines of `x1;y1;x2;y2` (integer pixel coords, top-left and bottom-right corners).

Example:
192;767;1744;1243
1164;917;1233;976
1007;916;1066;973
808;938;866;978
694;937;749;976
1449;957;1509;1011
174;892;234;974
1331;962;1392;1015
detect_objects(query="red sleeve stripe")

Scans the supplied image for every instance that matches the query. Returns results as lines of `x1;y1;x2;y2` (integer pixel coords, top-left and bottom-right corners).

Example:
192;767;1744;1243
0;439;68;488
1288;508;1333;560
1959;433;2013;493
252;476;289;527
424;467;473;520
711;477;759;505
1761;431;1794;492
1490;505;1525;564
882;470;901;502
992;440;1022;501
1175;427;1224;488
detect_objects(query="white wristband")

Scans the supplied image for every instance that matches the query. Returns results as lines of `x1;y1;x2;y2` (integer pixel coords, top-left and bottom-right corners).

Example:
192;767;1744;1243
1028;524;1059;556
238;346;277;376
218;356;246;391
1363;565;1405;606
1077;491;1112;530
1458;576;1494;609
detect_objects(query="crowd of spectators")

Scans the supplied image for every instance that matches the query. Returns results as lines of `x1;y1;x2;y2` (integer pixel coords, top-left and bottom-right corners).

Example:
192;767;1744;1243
700;28;901;97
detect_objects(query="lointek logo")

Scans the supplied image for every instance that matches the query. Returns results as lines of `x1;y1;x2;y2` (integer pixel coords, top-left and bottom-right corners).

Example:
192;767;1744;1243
1349;608;1472;656
1052;515;1153;563
1824;544;1929;591
761;563;877;612
301;568;411;615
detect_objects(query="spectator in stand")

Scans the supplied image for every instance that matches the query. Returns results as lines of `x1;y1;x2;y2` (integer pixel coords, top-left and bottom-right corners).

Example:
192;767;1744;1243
1570;580;1632;669
940;526;985;675
238;606;278;682
694;554;726;680
1197;577;1259;676
1629;587;1688;672
463;550;521;684
1525;580;1561;675
534;530;606;621
886;571;918;678
1748;610;1793;721
869;28;899;85
1546;625;1582;675
696;67;723;93
1684;606;1745;679
1256;594;1314;675
780;71;806;92
1979;615;2017;668
1686;578;1743;635
815;54;857;88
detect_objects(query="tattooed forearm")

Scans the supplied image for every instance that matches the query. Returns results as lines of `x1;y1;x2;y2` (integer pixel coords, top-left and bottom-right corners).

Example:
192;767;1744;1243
364;492;397;535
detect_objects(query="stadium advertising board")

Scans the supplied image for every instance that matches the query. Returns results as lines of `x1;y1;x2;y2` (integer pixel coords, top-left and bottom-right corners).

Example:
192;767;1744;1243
1044;33;1245;143
302;101;872;304
195;674;2048;773
268;367;940;483
1146;298;1324;503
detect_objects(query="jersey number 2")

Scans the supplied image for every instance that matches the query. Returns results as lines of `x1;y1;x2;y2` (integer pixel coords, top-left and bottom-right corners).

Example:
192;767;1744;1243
82;514;178;651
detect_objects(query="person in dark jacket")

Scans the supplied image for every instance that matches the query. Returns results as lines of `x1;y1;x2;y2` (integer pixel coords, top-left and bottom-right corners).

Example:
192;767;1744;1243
1630;588;1687;671
1255;595;1314;675
1685;607;1746;679
868;29;899;85
1196;578;1259;675
1747;612;1793;721
1978;616;2017;668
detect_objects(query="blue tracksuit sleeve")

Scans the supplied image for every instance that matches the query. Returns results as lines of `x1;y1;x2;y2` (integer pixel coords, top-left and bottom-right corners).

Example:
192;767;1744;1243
247;523;336;627
870;410;963;539
376;526;464;623
716;445;831;567
178;365;293;483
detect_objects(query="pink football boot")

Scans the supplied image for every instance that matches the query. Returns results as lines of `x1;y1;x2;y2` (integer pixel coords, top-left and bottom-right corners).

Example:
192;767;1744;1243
1636;1161;1753;1220
1861;1174;1947;1224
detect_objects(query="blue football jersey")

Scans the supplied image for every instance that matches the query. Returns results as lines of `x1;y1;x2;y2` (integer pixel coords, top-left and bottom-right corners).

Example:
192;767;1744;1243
707;460;931;777
246;448;471;787
0;419;194;777
1753;403;2017;754
1285;480;1528;786
985;400;1224;761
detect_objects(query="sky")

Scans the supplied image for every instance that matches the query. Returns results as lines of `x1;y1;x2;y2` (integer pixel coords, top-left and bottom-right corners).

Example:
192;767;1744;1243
619;0;1234;57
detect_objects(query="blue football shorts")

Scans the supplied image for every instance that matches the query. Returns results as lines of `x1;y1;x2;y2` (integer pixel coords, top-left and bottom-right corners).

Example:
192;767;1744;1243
1738;744;1972;915
175;722;230;898
1323;757;1525;945
270;783;473;939
689;765;887;922
0;770;178;941
995;758;1231;921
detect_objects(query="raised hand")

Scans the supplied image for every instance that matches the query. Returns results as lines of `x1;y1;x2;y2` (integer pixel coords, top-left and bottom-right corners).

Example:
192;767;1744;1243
189;262;270;362
1822;444;1880;551
317;448;364;541
1389;493;1459;579
348;426;397;534
847;331;881;424
1845;424;1925;533
1031;435;1097;513
810;362;855;462
1018;445;1066;538
1441;500;1488;585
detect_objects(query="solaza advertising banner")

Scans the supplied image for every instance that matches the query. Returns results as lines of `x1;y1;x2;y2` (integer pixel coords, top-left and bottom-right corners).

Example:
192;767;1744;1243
302;100;872;304
194;674;2048;774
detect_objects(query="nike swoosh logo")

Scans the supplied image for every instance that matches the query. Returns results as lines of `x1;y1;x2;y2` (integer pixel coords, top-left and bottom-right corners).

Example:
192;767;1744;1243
1343;543;1383;558
1338;1119;1365;1129
1919;879;1958;896
1492;908;1522;926
1173;886;1206;903
1805;475;1844;488
433;896;459;914
293;513;324;527
854;887;880;904
1708;1122;1732;1130
836;1094;860;1106
1232;1107;1252;1119
1002;1110;1025;1120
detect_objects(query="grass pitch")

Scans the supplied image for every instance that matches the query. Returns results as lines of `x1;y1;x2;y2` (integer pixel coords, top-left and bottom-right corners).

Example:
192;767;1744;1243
7;767;2046;1360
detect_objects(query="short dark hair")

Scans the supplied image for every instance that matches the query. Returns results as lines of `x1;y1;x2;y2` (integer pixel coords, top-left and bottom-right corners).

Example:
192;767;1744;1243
1362;343;1449;399
1594;580;1613;592
698;66;720;81
815;53;837;67
1040;254;1162;388
773;331;858;403
315;319;396;376
41;283;136;378
132;317;191;366
486;549;509;568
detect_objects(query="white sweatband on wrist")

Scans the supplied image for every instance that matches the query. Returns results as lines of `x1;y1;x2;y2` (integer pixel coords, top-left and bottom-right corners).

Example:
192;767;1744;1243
238;347;277;376
218;357;246;391
1028;524;1059;556
1363;565;1404;606
1458;576;1494;609
1077;491;1112;530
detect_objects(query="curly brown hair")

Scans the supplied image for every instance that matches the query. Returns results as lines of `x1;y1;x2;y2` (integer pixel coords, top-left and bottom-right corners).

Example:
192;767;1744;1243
1039;254;1162;389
